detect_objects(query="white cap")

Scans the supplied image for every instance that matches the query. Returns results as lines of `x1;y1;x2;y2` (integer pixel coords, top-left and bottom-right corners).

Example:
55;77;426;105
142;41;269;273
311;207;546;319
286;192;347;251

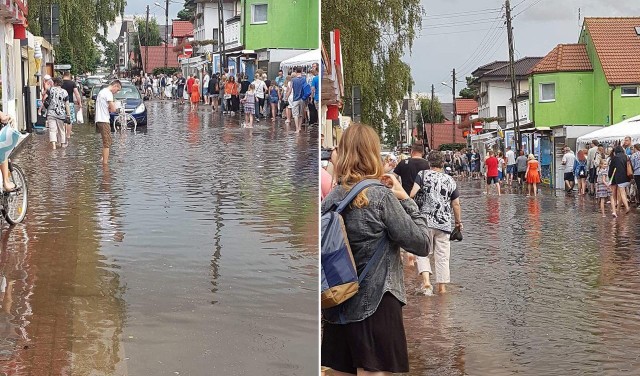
389;154;397;161
43;74;51;81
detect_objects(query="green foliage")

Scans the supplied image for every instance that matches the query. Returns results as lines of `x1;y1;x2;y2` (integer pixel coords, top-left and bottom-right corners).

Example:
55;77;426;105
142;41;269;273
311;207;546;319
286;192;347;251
322;0;423;138
177;0;196;21
95;35;118;70
417;96;445;124
27;0;125;74
136;18;163;49
439;143;467;151
152;67;180;76
459;76;478;99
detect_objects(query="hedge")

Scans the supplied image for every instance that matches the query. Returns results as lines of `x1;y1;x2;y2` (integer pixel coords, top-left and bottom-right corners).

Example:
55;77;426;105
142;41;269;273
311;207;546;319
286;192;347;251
439;143;467;151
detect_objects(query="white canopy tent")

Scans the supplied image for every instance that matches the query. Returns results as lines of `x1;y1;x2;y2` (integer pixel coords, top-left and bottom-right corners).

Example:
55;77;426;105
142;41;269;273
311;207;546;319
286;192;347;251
576;114;640;149
279;49;320;70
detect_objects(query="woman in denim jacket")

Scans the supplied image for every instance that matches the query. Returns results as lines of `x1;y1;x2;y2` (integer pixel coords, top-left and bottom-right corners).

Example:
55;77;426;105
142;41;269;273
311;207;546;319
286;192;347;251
321;123;430;375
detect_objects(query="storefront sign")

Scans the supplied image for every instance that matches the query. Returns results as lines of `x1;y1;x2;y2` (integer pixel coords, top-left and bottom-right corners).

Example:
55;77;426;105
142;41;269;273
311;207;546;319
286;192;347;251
54;64;71;70
257;50;269;61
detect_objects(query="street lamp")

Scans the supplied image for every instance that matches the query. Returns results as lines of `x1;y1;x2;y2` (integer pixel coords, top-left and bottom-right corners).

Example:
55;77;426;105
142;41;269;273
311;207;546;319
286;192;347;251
154;1;169;69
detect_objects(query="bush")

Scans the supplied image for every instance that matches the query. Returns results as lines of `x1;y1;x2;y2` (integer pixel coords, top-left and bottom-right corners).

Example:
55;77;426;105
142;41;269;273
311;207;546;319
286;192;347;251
439;143;467;151
152;67;180;76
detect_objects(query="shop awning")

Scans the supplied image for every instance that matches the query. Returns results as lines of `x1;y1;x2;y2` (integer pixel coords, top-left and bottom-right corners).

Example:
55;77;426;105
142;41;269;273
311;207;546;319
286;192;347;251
576;114;640;148
280;49;320;70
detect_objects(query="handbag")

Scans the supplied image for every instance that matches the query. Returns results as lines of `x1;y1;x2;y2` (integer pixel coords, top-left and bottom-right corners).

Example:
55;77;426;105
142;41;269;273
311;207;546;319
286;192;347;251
414;187;426;210
76;109;84;124
627;159;634;178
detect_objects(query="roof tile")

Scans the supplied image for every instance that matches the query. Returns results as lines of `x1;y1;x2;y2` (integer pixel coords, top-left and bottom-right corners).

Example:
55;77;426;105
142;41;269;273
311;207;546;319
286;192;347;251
140;45;181;72
584;17;640;84
172;20;194;38
455;99;478;115
531;44;593;73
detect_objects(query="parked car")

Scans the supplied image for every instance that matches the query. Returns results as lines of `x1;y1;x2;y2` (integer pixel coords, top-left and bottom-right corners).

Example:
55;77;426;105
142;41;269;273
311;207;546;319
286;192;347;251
82;76;103;97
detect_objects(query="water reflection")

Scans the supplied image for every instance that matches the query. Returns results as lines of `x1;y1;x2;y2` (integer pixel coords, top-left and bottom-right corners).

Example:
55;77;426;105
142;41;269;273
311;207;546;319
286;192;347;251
403;181;640;375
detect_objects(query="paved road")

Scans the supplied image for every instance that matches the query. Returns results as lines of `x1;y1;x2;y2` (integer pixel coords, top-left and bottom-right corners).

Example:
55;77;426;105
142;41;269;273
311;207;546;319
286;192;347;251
1;101;318;375
402;181;640;375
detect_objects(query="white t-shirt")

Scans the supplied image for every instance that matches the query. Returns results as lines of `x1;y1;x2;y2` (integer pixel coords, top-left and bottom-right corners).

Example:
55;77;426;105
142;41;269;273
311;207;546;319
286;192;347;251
562;151;576;173
253;79;266;99
203;75;210;90
506;149;516;165
96;87;114;123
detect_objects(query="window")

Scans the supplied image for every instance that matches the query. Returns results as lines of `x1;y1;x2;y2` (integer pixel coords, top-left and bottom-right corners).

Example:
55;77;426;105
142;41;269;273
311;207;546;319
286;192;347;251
497;106;506;125
621;86;639;97
251;4;268;24
539;83;555;102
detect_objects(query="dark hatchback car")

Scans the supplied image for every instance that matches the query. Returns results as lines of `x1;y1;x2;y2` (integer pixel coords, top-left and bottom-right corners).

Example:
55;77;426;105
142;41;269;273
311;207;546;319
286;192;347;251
82;76;103;97
91;84;148;127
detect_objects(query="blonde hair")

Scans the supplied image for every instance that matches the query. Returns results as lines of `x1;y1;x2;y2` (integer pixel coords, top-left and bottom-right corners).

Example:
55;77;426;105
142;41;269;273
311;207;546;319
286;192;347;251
528;154;535;160
334;123;384;208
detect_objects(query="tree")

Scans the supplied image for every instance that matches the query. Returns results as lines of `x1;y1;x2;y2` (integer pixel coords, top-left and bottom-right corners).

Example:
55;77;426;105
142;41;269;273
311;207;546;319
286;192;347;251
177;0;196;21
459;76;479;99
416;96;445;141
27;0;125;74
322;0;423;143
96;35;118;70
134;17;163;67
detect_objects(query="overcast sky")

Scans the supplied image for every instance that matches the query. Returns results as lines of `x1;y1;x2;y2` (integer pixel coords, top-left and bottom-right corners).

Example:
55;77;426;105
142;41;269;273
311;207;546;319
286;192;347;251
125;0;182;21
405;0;640;98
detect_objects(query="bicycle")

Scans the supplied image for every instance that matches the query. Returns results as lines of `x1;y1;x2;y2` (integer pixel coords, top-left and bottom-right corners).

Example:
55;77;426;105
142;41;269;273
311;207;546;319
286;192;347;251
112;103;137;133
0;121;27;225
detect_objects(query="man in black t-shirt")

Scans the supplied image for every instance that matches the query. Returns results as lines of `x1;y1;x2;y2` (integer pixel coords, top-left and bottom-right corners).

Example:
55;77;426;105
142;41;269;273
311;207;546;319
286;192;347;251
394;143;430;195
61;72;82;142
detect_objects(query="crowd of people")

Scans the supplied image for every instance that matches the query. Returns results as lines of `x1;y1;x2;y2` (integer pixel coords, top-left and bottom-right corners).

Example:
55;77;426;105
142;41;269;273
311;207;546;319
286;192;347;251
130;64;320;133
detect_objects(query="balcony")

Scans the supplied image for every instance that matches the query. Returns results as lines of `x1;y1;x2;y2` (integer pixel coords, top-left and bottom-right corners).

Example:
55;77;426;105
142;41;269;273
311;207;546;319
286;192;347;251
223;15;241;50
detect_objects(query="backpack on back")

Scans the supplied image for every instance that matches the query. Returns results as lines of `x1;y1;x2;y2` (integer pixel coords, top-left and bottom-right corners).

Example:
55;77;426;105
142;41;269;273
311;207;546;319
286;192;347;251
321;179;386;310
302;81;312;101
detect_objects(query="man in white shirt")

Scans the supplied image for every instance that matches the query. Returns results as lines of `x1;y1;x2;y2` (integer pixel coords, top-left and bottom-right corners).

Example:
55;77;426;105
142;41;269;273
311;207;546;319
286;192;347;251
562;146;576;193
252;74;266;121
505;146;516;185
95;80;122;165
202;73;210;105
586;139;599;195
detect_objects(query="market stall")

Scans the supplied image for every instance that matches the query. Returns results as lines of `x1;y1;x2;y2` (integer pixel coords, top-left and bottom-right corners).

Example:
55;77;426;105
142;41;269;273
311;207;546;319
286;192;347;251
279;49;320;71
576;114;640;149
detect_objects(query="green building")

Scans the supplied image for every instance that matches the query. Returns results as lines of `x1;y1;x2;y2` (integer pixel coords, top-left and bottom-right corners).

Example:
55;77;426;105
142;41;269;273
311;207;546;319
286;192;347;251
529;17;640;188
239;0;319;74
530;17;640;128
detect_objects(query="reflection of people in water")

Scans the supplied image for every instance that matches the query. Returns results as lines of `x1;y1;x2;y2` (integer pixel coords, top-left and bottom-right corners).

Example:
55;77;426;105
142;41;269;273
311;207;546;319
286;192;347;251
0;227;28;361
98;164;125;243
188;111;200;145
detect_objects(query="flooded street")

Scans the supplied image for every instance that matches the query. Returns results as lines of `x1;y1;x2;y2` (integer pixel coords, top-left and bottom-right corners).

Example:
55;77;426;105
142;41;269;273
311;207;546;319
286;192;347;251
402;182;640;375
2;101;318;375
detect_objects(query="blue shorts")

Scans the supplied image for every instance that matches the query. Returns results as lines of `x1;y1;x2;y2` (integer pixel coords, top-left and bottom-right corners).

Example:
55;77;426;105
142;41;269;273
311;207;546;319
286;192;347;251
507;165;516;174
498;171;503;180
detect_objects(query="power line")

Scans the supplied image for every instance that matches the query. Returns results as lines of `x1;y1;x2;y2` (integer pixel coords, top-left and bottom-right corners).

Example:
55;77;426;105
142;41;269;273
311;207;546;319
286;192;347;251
512;0;528;8
456;21;506;77
421;18;501;29
458;28;507;79
420;27;498;36
423;8;502;19
513;0;546;18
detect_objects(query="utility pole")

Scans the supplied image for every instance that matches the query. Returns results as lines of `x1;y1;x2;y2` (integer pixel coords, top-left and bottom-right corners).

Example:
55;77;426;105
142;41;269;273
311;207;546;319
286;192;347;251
429;84;435;152
505;0;521;152
218;0;226;74
145;5;150;74
452;68;457;144
165;0;169;69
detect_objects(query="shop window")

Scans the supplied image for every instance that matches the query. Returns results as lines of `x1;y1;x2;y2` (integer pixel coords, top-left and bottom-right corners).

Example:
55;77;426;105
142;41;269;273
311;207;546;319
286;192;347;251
540;83;555;102
621;86;639;97
251;4;268;24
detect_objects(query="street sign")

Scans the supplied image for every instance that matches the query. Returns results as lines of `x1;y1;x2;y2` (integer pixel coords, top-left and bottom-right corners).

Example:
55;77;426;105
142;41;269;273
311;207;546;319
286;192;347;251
54;64;71;70
184;45;193;57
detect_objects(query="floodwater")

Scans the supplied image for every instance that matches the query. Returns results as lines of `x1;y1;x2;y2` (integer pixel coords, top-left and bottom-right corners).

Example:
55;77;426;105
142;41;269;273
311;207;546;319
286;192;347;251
403;181;640;375
2;101;318;375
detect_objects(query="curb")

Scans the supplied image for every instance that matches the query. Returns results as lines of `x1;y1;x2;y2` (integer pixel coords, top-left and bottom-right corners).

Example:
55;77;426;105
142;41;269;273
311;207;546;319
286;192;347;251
9;132;32;159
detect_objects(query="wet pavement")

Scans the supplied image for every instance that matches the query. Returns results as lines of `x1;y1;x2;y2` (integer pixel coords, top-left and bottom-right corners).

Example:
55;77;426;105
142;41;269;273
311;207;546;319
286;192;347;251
2;101;318;375
402;181;640;375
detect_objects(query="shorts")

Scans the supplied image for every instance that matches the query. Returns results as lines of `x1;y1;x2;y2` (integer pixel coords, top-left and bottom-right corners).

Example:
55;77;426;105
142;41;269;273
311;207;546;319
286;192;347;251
487;176;499;185
498;171;503;180
517;171;526;181
564;172;575;182
321;293;409;373
617;181;631;188
291;100;304;117
507;164;516;174
96;122;112;149
69;103;76;124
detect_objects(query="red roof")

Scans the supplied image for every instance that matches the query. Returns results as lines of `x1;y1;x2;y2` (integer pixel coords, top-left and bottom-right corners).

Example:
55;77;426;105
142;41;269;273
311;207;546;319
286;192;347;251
584;17;640;84
422;121;466;149
531;44;593;74
172;20;194;38
140;45;180;72
455;99;478;115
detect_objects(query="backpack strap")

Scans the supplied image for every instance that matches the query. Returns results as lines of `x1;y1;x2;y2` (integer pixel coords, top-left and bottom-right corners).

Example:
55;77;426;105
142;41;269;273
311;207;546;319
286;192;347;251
335;179;383;214
357;237;386;284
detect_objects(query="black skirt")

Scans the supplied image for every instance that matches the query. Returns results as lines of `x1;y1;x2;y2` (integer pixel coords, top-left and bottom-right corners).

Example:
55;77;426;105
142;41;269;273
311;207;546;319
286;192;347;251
321;292;409;374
